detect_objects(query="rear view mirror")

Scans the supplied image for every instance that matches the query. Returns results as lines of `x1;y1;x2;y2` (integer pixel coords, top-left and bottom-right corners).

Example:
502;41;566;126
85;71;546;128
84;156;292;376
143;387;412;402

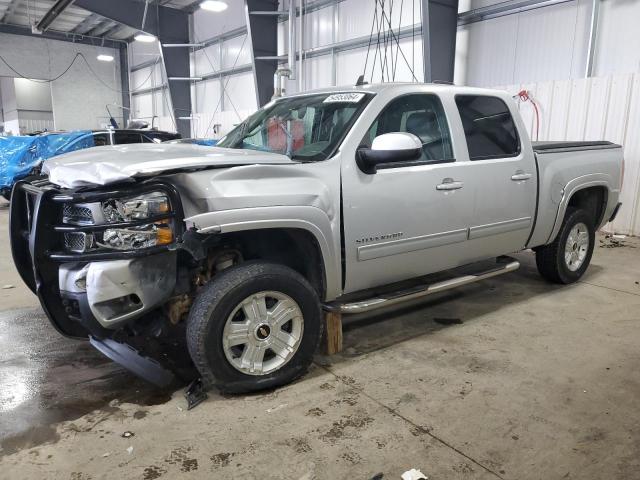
357;132;422;174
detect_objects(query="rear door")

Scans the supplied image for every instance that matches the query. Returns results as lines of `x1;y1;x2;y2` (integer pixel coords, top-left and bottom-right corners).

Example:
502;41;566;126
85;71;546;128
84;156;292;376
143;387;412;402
454;94;537;258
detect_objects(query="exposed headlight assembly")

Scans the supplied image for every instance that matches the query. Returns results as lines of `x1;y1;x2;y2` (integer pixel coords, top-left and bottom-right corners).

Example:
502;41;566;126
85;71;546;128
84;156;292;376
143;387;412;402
102;192;170;222
100;224;173;250
98;192;173;250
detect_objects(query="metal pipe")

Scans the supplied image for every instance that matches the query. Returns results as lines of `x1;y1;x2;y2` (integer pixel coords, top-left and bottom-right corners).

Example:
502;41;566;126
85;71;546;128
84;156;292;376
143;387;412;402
585;0;600;78
298;0;304;91
288;0;296;80
36;0;75;32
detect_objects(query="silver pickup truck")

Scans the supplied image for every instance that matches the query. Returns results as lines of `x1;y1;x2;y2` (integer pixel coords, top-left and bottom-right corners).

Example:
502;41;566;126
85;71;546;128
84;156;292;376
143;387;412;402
10;83;623;393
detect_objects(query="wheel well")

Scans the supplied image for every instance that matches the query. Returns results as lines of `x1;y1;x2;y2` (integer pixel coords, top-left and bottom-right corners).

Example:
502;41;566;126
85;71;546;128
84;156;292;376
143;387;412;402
567;186;607;226
217;228;326;298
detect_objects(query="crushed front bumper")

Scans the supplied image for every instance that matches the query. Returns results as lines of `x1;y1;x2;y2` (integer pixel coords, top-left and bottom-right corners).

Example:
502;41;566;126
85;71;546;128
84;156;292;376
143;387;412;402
9;178;184;339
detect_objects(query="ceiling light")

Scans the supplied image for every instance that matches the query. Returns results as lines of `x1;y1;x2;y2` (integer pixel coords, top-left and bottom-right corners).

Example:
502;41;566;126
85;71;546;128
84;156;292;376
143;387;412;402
200;1;228;12
134;33;156;43
97;54;114;62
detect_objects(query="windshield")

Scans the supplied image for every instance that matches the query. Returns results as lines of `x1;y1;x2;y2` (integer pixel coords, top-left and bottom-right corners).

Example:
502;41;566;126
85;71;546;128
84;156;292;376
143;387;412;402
217;92;372;162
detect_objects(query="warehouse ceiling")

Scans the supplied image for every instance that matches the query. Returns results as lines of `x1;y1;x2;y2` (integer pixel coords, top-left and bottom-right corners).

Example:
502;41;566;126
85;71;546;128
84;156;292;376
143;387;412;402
0;0;199;41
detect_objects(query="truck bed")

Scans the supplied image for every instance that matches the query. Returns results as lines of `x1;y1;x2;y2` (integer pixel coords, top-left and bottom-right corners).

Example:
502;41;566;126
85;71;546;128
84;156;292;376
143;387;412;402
532;141;620;153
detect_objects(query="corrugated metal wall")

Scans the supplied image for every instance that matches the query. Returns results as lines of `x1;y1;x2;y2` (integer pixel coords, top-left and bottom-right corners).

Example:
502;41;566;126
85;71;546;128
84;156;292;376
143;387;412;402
496;74;640;235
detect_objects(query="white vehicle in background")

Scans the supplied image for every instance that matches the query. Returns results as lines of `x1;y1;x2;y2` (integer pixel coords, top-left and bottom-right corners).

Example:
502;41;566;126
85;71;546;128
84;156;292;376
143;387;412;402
10;83;623;394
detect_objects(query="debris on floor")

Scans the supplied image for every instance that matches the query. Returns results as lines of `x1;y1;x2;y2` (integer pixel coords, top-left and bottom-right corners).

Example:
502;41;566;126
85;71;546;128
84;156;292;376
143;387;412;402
433;317;463;325
599;234;636;249
121;431;134;438
2;284;14;289
266;403;288;413
126;446;134;455
401;468;428;480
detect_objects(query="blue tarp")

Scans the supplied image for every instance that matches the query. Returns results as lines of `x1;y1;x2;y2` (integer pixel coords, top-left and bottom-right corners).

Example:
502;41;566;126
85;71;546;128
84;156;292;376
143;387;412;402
0;130;94;190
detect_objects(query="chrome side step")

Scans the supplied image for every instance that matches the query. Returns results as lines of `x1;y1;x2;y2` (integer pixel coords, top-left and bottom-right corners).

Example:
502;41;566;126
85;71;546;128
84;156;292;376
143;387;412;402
324;258;520;315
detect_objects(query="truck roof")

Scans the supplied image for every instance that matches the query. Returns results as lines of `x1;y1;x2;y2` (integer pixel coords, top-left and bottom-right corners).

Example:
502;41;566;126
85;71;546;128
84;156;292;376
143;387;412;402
285;82;509;98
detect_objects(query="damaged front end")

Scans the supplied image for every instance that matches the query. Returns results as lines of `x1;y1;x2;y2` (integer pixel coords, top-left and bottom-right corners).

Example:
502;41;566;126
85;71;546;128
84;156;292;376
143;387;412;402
9;178;201;385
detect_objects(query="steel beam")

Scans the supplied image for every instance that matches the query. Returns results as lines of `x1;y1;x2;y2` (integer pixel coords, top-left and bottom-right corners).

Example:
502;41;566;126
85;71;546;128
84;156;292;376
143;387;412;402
0;22;124;49
74;0;192;137
421;0;459;83
457;0;573;25
245;0;279;107
35;0;75;32
119;44;131;127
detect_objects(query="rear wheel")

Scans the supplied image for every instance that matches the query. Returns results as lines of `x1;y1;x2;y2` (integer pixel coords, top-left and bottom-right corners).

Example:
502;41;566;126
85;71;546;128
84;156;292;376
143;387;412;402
535;207;595;284
186;261;322;393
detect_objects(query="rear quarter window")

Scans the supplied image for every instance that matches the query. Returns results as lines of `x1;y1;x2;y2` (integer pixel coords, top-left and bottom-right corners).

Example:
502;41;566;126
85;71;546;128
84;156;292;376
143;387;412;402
455;95;520;161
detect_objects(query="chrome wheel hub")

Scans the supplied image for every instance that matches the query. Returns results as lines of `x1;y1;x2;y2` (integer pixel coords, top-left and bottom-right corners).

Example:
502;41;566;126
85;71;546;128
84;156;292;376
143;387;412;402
222;291;304;376
564;222;589;272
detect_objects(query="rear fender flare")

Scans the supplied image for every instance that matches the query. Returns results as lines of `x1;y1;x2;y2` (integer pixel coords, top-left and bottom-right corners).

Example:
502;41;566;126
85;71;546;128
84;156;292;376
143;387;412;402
547;175;613;244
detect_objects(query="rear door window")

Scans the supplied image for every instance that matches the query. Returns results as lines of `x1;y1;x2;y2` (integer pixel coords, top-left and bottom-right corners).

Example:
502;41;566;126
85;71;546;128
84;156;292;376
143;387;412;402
455;95;520;160
114;132;143;144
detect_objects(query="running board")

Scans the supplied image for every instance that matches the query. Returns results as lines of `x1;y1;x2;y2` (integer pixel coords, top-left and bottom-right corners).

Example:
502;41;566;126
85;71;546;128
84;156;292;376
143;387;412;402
324;258;520;315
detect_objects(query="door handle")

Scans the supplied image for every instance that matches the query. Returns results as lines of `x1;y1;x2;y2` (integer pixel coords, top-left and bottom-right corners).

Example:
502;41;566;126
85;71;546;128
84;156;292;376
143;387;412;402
436;178;464;191
511;172;532;181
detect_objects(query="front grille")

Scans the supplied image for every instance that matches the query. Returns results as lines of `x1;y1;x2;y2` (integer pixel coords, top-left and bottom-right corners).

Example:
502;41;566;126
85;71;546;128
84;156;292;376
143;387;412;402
64;232;95;253
62;204;94;225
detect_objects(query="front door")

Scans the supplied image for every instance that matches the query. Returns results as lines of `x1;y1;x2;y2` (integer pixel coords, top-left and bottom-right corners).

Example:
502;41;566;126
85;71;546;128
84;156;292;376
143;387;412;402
341;93;475;294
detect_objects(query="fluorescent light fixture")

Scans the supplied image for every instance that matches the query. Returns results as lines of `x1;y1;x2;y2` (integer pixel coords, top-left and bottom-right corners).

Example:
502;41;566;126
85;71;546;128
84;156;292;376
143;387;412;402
200;1;228;12
134;33;156;43
168;77;203;81
97;54;114;62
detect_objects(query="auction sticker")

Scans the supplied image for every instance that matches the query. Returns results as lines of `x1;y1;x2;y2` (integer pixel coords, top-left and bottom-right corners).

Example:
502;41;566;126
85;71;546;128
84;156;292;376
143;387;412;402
323;93;365;103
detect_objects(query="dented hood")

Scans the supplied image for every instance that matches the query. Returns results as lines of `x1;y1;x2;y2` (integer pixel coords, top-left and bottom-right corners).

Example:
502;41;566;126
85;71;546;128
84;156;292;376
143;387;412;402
43;143;295;189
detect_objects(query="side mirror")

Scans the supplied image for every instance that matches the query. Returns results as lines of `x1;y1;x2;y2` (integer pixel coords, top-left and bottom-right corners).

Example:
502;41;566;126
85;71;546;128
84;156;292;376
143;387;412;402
356;132;422;174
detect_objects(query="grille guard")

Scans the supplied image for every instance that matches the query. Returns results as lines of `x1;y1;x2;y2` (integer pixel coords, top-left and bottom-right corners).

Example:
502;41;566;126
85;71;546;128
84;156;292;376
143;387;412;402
9;178;185;338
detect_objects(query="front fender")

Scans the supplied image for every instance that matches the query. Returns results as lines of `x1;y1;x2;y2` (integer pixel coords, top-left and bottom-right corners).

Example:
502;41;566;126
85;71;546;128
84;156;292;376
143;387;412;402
185;205;342;300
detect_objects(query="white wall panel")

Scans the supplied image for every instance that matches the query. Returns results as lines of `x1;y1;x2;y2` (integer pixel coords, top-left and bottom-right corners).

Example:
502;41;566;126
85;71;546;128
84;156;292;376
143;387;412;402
463;15;518;87
221;34;251;70
194;78;222;115
304;56;333;90
129;41;161;68
192;1;247;41
192;45;221;76
304;7;334;48
593;0;640;76
223;71;257;112
463;1;591;87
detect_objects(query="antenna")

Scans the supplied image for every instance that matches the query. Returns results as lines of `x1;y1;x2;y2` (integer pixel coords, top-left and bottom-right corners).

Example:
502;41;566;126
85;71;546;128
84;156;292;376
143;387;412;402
356;75;368;86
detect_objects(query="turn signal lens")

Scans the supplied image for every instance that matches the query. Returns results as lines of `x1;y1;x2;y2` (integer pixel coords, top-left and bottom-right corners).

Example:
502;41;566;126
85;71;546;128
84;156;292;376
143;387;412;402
156;225;173;245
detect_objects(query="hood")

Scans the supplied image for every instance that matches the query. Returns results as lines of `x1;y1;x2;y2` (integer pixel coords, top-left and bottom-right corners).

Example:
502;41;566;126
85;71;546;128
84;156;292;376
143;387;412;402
43;143;295;189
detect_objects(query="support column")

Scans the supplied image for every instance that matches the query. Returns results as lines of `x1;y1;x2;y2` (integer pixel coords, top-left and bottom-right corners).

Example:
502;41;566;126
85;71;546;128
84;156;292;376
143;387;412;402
245;0;279;107
422;0;459;83
74;0;192;137
119;44;130;127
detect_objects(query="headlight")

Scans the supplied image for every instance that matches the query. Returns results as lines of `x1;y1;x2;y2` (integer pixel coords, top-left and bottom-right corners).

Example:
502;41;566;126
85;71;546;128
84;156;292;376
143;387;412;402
102;192;170;223
62;191;175;252
99;192;173;250
101;223;173;250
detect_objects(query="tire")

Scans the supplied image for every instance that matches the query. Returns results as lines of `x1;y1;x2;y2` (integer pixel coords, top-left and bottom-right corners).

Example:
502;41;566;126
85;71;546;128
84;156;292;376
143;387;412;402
535;207;595;284
186;261;323;393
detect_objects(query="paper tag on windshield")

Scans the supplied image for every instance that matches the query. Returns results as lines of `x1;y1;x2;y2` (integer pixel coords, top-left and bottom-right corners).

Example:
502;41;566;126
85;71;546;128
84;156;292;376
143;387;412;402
323;93;365;103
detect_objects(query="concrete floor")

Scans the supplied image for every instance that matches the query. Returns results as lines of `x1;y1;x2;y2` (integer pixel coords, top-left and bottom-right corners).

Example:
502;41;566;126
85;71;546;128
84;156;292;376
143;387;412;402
1;200;639;479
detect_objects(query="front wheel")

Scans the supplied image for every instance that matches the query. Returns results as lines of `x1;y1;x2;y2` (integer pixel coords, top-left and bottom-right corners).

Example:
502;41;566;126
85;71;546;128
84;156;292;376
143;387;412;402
186;261;323;393
535;207;595;284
